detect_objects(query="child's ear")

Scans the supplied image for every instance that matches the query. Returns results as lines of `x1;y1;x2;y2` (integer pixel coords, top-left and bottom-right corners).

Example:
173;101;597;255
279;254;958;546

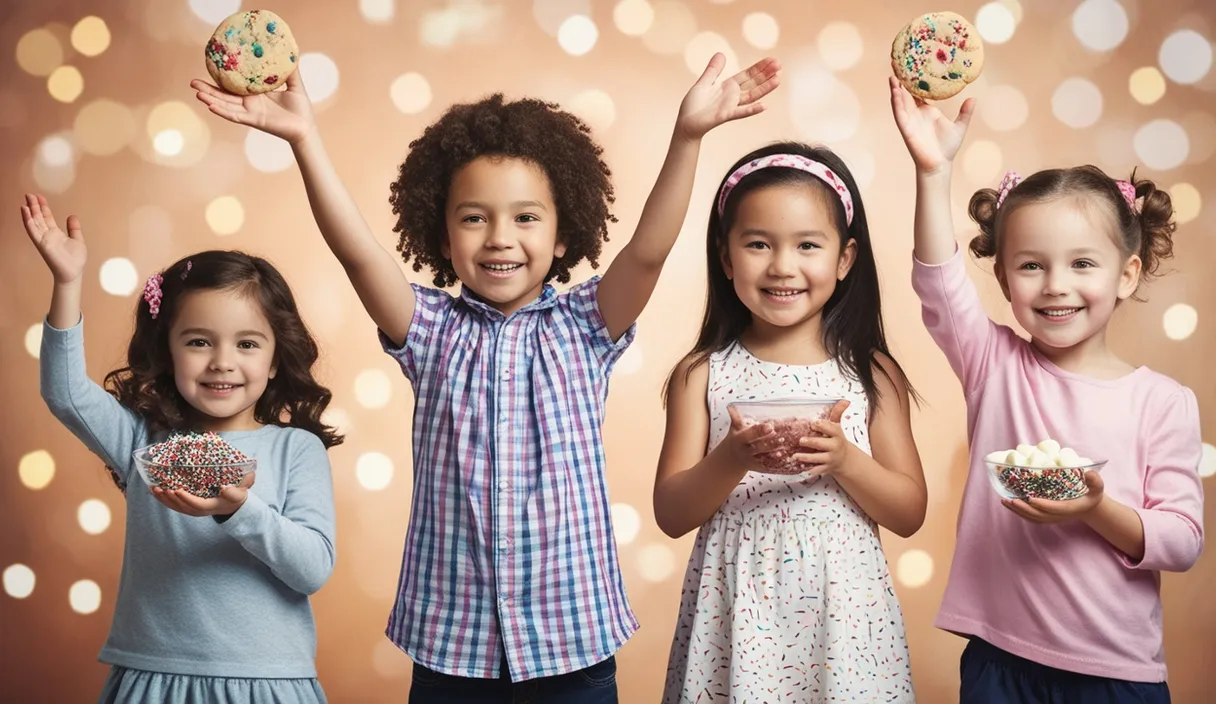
993;260;1012;302
1117;254;1142;300
440;235;451;259
836;238;858;281
554;239;568;259
720;247;733;280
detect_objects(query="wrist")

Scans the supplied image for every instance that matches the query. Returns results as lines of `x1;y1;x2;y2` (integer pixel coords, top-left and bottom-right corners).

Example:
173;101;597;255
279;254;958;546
916;164;954;182
832;442;863;479
671;124;704;147
290;127;323;153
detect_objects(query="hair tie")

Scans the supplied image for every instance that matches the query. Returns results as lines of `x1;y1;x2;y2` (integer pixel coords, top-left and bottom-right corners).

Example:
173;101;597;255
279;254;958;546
716;153;854;225
1115;180;1138;212
994;170;1022;209
143;273;164;319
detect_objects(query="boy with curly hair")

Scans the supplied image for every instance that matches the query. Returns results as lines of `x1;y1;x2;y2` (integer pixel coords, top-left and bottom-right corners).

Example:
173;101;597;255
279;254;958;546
192;53;779;701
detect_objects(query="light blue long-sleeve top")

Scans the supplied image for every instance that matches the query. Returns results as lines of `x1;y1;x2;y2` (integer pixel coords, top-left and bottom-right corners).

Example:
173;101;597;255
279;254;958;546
39;319;336;678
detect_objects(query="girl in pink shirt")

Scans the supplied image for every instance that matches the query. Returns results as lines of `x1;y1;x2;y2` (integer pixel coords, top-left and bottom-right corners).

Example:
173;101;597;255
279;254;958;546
890;77;1203;704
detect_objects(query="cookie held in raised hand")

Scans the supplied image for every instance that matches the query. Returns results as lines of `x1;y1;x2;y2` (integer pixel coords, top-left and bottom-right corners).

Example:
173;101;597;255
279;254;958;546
891;11;984;100
205;9;298;96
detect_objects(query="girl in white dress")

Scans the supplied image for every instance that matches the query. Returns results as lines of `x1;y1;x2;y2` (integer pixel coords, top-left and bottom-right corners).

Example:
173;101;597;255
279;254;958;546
655;143;927;703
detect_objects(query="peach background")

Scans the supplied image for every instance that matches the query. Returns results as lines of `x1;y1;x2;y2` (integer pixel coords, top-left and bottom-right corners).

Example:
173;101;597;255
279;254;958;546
1;0;1212;701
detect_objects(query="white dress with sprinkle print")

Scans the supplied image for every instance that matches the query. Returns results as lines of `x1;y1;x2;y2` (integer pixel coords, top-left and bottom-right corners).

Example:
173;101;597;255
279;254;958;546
663;343;914;703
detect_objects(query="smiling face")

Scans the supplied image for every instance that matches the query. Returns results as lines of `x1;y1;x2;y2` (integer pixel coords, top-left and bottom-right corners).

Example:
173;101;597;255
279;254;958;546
995;197;1141;356
168;288;276;432
722;183;856;335
441;155;566;316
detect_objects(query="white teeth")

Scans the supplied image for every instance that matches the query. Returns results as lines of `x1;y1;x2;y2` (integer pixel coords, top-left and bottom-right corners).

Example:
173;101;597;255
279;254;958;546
764;290;802;297
483;263;521;271
1040;308;1079;318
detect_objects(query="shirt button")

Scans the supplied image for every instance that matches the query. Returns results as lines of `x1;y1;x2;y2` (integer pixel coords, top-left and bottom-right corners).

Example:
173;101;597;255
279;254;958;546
498;479;509;490
498;539;509;551
501;369;511;380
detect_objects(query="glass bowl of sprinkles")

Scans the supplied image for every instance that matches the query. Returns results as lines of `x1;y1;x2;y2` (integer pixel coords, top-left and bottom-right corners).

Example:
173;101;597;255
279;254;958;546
984;458;1107;501
132;432;256;499
727;398;845;475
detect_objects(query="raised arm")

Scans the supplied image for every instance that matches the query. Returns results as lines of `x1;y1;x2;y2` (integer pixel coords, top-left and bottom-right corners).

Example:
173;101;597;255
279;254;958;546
888;76;975;265
191;72;415;346
653;357;779;538
597;54;780;340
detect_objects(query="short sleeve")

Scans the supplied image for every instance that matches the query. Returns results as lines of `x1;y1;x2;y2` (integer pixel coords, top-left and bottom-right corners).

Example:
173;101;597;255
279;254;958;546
1121;387;1205;572
558;276;635;371
379;283;454;382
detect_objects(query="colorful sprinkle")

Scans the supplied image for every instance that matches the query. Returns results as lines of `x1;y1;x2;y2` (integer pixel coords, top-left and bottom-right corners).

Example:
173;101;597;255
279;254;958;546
143;432;252;498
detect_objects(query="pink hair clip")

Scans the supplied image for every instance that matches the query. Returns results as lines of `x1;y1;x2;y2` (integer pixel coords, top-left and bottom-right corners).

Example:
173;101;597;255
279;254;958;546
143;273;164;319
994;170;1022;209
1116;180;1137;211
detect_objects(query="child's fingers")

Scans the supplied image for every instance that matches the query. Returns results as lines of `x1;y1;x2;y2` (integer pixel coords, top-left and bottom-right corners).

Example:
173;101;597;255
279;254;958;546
190;79;242;104
207;103;249;126
728;103;766;122
727;405;744;429
65;214;83;240
36;193;58;231
956;97;977;128
694;52;726;87
826;399;851;424
739;421;774;445
23;194;45;231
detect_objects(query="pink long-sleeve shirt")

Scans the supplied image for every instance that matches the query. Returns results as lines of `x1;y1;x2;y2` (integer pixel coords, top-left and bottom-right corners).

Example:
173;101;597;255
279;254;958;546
912;248;1204;682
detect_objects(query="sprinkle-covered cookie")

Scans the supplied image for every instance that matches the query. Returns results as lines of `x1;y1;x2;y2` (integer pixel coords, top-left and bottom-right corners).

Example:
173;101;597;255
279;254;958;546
205;9;298;96
891;11;984;100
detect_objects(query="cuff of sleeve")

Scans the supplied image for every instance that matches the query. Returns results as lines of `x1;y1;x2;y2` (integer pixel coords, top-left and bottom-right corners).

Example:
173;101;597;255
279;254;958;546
911;244;962;270
42;314;84;337
1117;507;1193;571
217;491;270;537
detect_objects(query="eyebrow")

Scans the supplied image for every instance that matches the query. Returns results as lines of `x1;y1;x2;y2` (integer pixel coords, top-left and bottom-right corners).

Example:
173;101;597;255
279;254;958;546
739;228;829;239
1011;247;1104;258
178;328;270;341
454;200;549;211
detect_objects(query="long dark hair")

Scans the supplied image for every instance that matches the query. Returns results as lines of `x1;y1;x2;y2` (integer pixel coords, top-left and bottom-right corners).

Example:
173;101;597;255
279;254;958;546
104;250;343;448
669;141;916;409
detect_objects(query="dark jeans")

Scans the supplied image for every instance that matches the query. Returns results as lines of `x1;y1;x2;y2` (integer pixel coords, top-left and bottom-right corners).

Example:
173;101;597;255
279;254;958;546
408;656;617;704
961;637;1171;704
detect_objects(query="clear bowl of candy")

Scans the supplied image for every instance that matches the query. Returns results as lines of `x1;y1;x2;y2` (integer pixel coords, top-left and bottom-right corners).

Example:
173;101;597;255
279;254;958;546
132;432;256;499
984;440;1106;501
728;398;845;475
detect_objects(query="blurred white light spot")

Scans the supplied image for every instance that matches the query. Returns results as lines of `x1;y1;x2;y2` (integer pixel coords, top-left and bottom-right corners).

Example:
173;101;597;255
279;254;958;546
3;564;35;599
25;323;42;359
788;63;862;143
558;15;598;56
390;72;432;115
205;196;245;236
614;0;655;37
360;0;395;24
1129;66;1167;105
321;406;351;436
1051;77;1103;129
153;129;184;156
78;499;112;535
817;22;864;72
356;452;394;491
19;450;55;490
642;1;697;55
1199;443;1216;479
69;580;102;614
188;0;241;26
300;53;340;103
1134;119;1189;171
71;16;111;57
1169;183;1201;224
568;89;616;132
38;135;73;167
842;149;875;189
981;85;1029;131
684;32;739;78
354;369;393;409
244;129;294;173
1071;0;1128;53
1162;303;1197;341
99;257;139;296
421;9;461;47
975;2;1016;44
611;503;641;545
741;12;779;50
534;0;592;37
1158;30;1213;85
896;549;934;588
615;342;643;375
637;543;676;582
962;139;1003;185
33;158;75;194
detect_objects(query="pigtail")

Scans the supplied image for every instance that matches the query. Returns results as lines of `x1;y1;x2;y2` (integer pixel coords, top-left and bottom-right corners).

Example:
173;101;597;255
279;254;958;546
1130;173;1176;280
967;187;1000;259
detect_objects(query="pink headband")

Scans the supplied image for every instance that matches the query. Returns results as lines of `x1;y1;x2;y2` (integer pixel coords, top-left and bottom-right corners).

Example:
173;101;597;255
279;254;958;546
716;153;854;225
995;170;1138;212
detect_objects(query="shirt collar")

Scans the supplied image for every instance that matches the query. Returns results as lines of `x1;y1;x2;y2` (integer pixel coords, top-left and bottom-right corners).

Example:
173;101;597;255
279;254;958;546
457;282;559;319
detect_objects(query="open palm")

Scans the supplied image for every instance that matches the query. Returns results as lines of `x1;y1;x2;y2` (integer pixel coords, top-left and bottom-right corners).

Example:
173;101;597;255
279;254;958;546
889;76;975;172
21;194;86;284
191;70;315;144
678;54;782;140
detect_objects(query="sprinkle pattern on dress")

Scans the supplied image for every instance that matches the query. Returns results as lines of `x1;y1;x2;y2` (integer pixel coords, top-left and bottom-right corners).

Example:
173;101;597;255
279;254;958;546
663;343;914;703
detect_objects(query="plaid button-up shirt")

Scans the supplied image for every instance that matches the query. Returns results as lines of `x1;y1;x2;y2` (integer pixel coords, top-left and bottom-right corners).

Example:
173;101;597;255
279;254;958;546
380;276;638;681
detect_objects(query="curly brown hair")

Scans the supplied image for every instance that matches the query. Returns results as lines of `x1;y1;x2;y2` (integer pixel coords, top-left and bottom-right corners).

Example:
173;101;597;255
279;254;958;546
103;250;343;448
968;166;1176;295
388;93;616;288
